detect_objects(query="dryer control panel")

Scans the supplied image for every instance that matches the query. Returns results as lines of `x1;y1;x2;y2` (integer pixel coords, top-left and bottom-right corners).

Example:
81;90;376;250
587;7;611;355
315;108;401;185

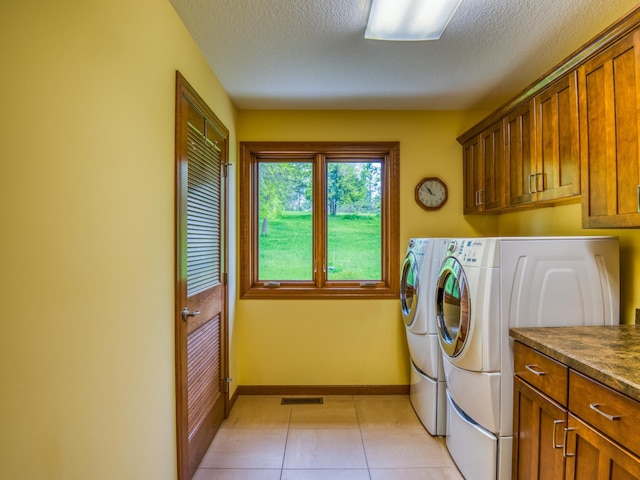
446;238;498;267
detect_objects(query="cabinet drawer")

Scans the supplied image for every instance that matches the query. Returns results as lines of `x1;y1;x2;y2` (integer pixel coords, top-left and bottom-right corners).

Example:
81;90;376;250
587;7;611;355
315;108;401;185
514;341;568;406
569;370;640;457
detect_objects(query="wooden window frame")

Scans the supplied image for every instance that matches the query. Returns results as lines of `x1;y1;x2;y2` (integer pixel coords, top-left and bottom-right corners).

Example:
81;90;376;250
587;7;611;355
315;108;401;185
239;141;400;299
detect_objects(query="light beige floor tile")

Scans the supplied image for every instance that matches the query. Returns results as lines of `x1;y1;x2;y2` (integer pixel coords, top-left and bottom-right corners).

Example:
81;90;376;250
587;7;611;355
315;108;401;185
221;395;291;428
281;469;370;479
290;396;358;429
193;469;281;480
284;428;367;469
369;467;465;479
362;427;457;469
354;395;423;428
199;428;288;469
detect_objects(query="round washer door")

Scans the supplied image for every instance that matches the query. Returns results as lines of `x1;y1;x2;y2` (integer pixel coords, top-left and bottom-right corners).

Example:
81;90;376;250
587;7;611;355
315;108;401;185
436;257;471;357
400;251;419;327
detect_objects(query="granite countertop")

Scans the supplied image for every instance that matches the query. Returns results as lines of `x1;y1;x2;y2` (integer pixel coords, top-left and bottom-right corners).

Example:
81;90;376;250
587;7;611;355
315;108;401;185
510;325;640;402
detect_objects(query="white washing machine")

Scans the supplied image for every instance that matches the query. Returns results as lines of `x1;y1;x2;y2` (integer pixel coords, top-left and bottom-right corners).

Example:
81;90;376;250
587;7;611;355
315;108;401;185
400;238;449;436
435;237;619;480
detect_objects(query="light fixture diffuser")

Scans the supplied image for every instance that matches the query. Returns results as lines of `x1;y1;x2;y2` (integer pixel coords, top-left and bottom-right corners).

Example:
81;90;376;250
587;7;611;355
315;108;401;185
365;0;462;41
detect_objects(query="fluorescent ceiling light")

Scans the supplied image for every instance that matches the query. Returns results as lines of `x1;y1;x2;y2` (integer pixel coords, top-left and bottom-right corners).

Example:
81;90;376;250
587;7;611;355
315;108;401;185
365;0;462;41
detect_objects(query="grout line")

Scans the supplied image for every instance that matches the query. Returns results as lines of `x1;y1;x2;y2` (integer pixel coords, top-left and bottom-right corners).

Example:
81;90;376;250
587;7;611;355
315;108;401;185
279;402;293;479
352;395;373;479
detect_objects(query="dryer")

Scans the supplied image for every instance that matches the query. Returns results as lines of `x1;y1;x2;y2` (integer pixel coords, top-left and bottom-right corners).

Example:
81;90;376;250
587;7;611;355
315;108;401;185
435;237;619;480
400;238;449;436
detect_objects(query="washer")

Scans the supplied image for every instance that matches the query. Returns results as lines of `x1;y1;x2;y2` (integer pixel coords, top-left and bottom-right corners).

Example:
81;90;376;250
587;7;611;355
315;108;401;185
435;237;620;480
400;238;449;436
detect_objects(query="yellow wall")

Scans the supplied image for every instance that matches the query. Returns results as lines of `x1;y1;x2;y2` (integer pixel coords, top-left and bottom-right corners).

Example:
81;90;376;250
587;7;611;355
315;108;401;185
499;203;640;325
0;1;237;479
5;0;638;478
236;110;497;386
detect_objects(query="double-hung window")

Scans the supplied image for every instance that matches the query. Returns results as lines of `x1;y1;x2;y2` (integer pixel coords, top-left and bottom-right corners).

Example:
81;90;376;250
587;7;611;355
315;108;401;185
239;142;400;299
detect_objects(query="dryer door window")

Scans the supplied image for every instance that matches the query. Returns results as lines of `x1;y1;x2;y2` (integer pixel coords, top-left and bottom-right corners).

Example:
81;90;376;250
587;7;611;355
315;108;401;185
400;252;419;327
436;257;471;357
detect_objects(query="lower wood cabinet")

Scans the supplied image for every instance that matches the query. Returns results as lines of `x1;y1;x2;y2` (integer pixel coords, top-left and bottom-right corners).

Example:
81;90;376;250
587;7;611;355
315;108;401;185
565;414;640;480
513;341;640;480
513;377;566;479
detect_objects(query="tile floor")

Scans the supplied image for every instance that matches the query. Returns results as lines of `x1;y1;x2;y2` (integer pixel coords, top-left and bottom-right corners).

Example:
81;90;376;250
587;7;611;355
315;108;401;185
194;395;464;480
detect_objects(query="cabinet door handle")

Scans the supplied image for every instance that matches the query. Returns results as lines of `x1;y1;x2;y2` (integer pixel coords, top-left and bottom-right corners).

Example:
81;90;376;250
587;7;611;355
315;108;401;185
589;403;621;421
637;185;640;213
528;174;537;194
478;189;485;205
563;427;576;458
552;419;565;449
525;364;547;376
535;172;544;192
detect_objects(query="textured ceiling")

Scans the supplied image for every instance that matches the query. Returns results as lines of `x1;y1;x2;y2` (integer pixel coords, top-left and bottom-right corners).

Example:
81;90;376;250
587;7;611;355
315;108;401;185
169;0;640;111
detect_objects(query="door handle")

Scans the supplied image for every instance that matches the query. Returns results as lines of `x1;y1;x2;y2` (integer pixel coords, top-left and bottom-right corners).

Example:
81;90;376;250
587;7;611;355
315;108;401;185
552;419;565;449
181;307;201;322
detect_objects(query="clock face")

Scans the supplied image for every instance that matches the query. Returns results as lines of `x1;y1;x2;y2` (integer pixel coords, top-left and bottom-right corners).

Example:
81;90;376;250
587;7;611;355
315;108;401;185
415;177;448;210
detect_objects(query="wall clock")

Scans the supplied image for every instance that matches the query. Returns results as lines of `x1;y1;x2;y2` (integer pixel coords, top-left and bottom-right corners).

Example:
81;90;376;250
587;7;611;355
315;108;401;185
415;177;448;210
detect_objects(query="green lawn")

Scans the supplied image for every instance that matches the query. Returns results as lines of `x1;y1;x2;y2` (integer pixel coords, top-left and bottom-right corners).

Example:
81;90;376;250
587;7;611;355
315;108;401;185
258;212;381;280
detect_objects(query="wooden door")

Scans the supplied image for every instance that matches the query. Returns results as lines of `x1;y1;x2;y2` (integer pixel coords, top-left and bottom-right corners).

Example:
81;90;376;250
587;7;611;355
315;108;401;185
565;414;640;480
535;71;580;203
175;72;229;480
480;120;506;211
505;101;535;207
579;31;640;227
512;377;566;480
462;134;483;214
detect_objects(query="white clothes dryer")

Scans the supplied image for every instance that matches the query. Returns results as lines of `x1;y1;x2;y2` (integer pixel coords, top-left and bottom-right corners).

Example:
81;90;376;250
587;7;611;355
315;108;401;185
400;238;449;436
435;237;619;480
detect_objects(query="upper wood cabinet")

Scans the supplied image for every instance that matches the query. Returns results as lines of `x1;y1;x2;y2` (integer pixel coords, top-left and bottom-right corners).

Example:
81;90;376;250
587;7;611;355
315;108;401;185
462;133;482;214
534;72;581;203
579;29;640;228
459;5;640;223
506;73;580;209
505;101;535;207
462;120;505;214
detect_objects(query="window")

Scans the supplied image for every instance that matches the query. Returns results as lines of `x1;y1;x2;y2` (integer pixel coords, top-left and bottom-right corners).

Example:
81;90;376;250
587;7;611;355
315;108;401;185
239;142;400;299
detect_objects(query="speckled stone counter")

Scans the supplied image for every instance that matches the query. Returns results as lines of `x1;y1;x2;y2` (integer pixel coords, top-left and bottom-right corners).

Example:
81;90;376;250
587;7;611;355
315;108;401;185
510;325;640;402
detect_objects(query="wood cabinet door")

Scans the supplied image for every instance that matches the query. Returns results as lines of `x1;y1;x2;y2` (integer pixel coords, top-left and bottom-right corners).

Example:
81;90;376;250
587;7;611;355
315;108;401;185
579;30;640;228
565;414;640;480
535;71;580;202
480;120;506;211
505;101;535;207
513;377;567;480
462;134;483;214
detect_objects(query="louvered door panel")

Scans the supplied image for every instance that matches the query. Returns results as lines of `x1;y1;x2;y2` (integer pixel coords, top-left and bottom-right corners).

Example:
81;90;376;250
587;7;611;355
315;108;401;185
187;123;221;296
187;315;221;437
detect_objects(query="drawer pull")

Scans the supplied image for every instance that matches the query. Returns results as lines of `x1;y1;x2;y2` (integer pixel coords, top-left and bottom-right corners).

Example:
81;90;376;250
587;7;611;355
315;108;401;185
589;403;621;421
552;419;565;449
525;364;547;376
